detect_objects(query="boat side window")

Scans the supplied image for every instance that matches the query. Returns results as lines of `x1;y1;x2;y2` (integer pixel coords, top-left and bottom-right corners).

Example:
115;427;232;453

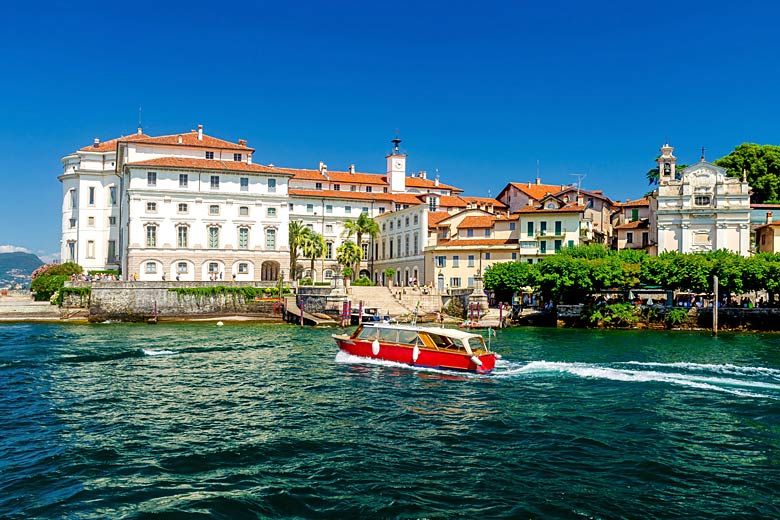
467;337;486;352
378;328;398;343
357;327;378;340
397;330;420;345
430;333;455;349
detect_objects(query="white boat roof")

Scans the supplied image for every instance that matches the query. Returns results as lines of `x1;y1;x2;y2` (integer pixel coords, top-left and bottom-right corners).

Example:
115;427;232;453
362;323;482;340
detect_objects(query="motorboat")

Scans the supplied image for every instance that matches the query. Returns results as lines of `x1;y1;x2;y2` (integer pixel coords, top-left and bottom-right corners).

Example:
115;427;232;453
333;323;498;373
349;306;389;325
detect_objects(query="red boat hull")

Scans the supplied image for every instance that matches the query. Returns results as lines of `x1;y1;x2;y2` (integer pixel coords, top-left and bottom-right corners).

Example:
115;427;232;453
335;337;496;374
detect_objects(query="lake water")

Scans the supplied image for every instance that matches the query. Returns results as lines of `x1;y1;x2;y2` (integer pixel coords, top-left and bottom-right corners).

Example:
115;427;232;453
1;323;779;518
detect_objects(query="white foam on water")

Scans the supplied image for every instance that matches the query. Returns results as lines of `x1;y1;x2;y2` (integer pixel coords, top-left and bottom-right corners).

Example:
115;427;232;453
499;360;777;399
142;349;177;356
622;361;780;378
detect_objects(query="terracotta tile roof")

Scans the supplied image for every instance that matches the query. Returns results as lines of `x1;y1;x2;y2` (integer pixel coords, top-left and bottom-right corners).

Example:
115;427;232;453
289;168;389;186
79;132;152;152
132;130;254;151
508;181;568;201
427;211;451;228
615;197;650;208
127;157;291;174
405;176;462;193
614;219;650;230
387;193;428;205
438;195;468;208
458;215;495;228
515;204;586;214
289;189;383;202
460;196;507;208
436;238;519;247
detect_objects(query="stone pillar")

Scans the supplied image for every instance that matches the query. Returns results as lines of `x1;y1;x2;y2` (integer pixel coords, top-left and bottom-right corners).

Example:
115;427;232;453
468;274;489;318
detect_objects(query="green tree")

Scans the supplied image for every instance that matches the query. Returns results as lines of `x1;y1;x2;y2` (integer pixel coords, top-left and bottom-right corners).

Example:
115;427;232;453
336;240;362;280
288;220;307;281
536;255;594;303
483;262;537;293
300;228;325;282
342;212;379;274
715;143;780;203
30;262;83;301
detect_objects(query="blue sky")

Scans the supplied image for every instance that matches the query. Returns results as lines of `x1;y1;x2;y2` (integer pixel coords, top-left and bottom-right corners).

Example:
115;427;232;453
1;0;778;260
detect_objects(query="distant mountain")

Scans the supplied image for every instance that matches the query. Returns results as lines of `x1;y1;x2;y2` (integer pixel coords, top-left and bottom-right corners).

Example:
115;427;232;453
0;252;44;288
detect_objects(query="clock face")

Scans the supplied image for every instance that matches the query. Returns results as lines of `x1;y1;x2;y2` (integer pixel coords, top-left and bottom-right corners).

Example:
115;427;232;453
394;160;403;169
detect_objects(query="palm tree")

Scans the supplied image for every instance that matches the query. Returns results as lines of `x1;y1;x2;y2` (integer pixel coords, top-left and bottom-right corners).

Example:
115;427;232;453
336;240;362;280
300;228;325;282
288;220;307;281
342;212;380;276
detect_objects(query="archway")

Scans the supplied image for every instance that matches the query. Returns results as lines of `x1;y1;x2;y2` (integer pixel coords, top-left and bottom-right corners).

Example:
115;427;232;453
261;261;280;282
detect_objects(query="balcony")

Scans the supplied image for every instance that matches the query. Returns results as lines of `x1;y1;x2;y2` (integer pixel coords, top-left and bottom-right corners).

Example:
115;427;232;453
536;230;565;239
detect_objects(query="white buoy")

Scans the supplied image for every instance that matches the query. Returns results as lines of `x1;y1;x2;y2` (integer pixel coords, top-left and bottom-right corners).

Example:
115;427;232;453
412;344;420;362
470;355;483;366
371;339;380;356
217;321;224;327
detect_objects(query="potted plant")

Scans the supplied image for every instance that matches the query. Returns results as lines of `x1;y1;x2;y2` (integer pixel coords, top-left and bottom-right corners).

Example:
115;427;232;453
384;268;396;288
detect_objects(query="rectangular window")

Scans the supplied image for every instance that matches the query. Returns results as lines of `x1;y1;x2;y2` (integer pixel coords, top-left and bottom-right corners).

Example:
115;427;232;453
233;153;242;162
177;226;188;248
450;277;461;288
88;216;95;227
69;189;77;209
109;186;116;206
208;262;219;273
350;185;356;192
315;182;322;190
206;151;214;160
86;240;95;258
642;232;649;246
540;241;547;254
366;186;373;193
485;252;491;260
436;256;446;268
178;203;188;213
239;206;249;216
326;205;333;214
555;221;562;235
69;218;76;229
208;227;219;248
326;242;333;259
239;227;249;249
147;172;156;186
468;255;475;267
68;241;75;262
289;203;294;211
177;262;188;274
345;206;352;214
467;229;474;237
88;187;95;205
485;229;491;237
108;216;116;225
325;224;333;233
145;262;157;274
240;177;249;191
468;277;474;287
333;184;340;191
306;204;314;213
554;239;562;252
509;222;516;230
107;240;116;261
179;174;188;188
568;240;574;248
266;229;276;249
362;207;369;214
210;175;219;190
267;207;277;217
452;255;459;267
540;221;547;235
268;179;276;193
527;222;534;237
512;252;517;260
146;226;157;247
146;202;156;213
626;232;634;244
209;205;220;215
238;263;248;274
631;208;639;222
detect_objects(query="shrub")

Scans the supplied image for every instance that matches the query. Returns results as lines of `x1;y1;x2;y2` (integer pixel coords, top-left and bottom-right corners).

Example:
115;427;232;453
583;303;639;328
352;275;374;286
665;308;690;328
31;274;69;302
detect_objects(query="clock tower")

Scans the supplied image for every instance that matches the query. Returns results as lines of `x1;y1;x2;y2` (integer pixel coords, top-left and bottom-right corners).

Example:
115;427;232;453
386;136;407;193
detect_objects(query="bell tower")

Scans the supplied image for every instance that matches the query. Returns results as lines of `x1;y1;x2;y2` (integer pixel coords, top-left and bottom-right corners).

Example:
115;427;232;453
386;135;407;193
657;143;677;182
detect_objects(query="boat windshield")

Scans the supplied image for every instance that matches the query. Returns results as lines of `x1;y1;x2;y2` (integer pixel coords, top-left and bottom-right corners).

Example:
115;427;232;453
429;333;460;350
356;326;377;340
466;336;487;352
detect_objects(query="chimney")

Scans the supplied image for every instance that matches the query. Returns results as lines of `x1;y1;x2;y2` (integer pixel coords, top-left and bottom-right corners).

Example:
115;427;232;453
767;212;773;225
177;135;183;144
137;127;143;135
578;194;585;206
238;139;247;146
527;199;533;206
434;175;439;187
319;161;328;177
419;170;427;180
349;164;355;174
197;124;203;141
535;177;541;185
93;138;100;148
527;181;531;188
247;153;252;165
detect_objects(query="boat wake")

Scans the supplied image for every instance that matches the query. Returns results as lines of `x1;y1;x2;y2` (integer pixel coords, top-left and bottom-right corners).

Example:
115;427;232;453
493;359;780;399
334;350;481;378
142;349;178;356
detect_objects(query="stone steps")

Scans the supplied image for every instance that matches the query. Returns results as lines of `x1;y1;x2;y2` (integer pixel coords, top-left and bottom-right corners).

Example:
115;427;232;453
346;286;413;316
